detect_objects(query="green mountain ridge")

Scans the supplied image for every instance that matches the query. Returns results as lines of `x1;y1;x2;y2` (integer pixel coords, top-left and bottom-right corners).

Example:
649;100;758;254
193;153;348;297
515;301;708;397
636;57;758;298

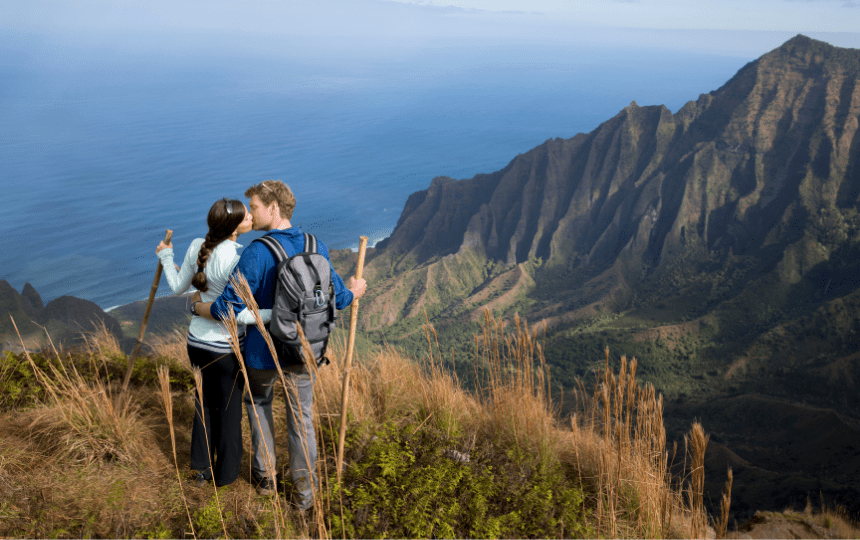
367;35;859;310
355;34;860;521
359;34;860;393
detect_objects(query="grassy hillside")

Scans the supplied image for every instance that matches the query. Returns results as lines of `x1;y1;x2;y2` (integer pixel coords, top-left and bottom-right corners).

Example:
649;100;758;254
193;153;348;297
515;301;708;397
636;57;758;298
0;310;738;539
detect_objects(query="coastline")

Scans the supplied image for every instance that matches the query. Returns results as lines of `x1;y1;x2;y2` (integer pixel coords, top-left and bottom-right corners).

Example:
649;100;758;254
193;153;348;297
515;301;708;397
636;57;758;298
104;291;195;314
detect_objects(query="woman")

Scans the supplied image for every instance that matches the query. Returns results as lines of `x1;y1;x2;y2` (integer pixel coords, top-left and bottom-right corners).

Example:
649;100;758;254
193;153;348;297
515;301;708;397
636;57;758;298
155;197;269;487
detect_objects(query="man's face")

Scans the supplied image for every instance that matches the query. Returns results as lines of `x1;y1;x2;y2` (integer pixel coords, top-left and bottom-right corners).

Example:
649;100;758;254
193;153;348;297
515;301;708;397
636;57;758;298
248;194;277;231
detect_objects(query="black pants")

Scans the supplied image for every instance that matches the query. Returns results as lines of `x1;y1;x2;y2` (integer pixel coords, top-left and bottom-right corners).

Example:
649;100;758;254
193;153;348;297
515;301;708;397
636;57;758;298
187;344;244;486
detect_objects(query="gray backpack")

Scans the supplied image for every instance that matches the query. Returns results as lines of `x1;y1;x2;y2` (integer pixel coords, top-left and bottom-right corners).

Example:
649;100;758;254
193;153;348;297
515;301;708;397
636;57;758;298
255;233;337;366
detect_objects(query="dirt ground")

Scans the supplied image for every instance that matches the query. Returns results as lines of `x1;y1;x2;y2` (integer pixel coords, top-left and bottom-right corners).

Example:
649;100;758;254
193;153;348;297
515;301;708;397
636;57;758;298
728;510;853;539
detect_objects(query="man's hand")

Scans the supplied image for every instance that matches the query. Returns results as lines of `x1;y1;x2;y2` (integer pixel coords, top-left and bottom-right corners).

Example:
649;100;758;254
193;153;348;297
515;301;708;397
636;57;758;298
347;277;367;300
189;291;216;320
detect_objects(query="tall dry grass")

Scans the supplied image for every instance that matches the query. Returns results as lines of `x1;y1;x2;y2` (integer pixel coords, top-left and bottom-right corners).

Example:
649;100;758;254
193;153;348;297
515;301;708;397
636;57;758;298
10;316;158;467
562;345;710;538
80;319;124;360
807;503;860;539
687;421;709;538
146;328;191;369
474;310;555;461
5;298;721;538
2;317;179;538
156;364;196;537
313;307;705;538
716;467;733;539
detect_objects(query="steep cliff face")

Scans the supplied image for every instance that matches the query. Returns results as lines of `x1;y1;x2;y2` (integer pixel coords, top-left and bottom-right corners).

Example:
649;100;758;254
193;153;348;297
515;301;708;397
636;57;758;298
374;103;679;272
365;36;860;328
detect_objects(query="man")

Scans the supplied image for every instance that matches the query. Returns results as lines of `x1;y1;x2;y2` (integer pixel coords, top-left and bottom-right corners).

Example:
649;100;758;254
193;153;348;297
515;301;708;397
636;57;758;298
191;180;366;509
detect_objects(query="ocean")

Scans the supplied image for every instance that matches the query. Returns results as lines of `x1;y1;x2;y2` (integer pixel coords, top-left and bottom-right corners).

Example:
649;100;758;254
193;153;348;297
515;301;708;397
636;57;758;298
0;42;750;310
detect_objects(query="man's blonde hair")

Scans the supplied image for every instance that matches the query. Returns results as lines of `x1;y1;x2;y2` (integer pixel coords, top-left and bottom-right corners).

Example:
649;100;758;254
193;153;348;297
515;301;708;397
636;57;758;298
245;180;296;220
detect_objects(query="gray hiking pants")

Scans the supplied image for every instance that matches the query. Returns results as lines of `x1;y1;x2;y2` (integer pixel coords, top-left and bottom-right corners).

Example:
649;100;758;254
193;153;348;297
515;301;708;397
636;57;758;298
244;363;317;509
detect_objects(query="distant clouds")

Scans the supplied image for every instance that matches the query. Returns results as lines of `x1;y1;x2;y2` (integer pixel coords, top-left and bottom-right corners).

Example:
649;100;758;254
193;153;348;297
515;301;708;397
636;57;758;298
386;0;860;32
2;0;858;59
379;0;537;14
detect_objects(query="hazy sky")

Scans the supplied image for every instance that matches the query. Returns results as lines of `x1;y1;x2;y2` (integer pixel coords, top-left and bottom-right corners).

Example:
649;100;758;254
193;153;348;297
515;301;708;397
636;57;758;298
3;0;859;60
389;0;859;32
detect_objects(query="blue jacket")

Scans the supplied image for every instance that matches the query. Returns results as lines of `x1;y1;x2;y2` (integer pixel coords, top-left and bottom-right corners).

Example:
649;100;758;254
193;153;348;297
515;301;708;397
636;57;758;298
210;226;354;369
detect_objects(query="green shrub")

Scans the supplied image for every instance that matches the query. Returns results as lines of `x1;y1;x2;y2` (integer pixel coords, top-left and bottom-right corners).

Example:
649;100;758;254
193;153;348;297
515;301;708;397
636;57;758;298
329;422;591;539
192;493;230;538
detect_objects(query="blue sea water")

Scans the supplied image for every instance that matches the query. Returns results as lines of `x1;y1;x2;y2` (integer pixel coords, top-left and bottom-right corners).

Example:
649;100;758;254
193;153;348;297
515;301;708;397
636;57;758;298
0;42;751;310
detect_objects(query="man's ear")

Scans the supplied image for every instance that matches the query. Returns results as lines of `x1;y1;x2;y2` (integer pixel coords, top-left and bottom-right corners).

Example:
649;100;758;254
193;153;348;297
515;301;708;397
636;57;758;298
270;200;280;217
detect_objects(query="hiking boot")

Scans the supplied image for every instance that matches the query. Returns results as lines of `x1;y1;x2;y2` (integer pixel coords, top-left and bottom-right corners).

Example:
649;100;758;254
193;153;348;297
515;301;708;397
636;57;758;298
253;476;277;496
190;472;210;488
295;504;314;521
291;490;315;512
294;499;314;513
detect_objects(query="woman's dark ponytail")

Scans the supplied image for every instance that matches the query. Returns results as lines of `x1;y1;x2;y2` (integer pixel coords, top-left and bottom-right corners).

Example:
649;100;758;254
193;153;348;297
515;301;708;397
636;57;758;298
192;198;245;293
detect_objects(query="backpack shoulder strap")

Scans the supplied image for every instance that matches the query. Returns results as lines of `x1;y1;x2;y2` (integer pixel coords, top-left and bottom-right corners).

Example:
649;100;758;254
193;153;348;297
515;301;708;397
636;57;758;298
303;233;318;254
254;235;290;264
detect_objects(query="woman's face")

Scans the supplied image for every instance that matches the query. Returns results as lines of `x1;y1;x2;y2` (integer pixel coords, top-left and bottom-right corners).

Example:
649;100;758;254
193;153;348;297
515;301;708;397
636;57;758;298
235;204;254;235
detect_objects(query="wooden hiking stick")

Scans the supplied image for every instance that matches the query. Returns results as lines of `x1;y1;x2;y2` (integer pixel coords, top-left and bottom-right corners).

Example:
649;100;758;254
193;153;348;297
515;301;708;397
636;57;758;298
336;235;368;481
122;229;172;391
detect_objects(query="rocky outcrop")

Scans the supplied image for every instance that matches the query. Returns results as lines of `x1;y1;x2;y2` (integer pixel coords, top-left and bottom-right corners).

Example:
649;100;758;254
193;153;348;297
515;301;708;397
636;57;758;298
38;296;123;338
0;280;42;337
21;283;44;311
0;281;123;351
